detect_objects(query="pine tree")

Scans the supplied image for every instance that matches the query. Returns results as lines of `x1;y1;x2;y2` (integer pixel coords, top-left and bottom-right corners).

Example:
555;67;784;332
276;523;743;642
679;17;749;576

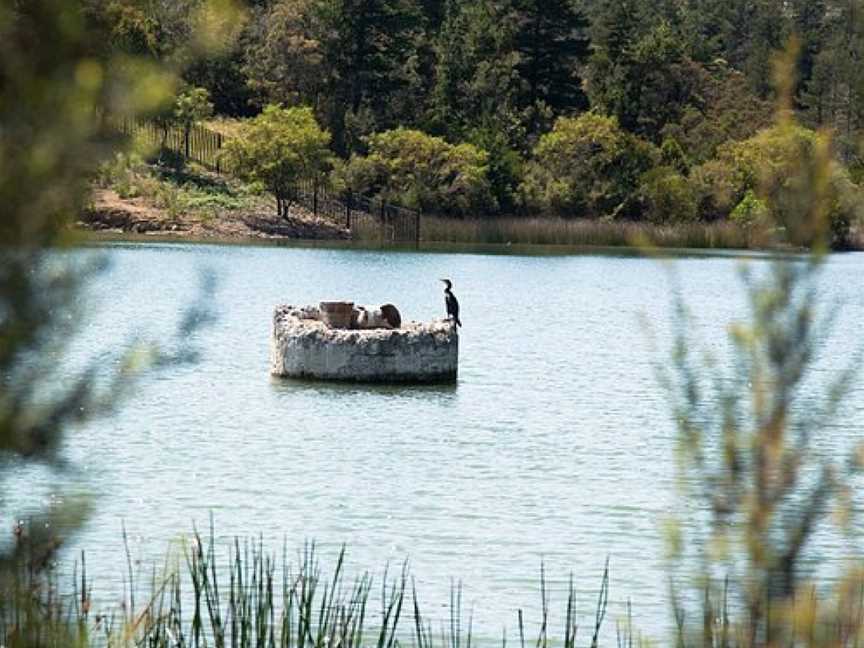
430;0;523;139
513;0;591;116
791;0;827;95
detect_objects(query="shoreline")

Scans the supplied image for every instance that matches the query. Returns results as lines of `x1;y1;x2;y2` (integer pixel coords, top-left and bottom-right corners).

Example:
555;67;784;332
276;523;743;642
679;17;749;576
76;189;863;255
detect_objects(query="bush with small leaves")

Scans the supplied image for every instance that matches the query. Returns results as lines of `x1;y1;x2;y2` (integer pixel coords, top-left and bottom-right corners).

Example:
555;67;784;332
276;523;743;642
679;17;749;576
520;113;658;218
637;166;698;224
333;128;495;216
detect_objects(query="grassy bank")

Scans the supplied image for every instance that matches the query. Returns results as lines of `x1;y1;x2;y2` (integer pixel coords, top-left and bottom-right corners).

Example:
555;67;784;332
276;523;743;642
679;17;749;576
93;151;269;221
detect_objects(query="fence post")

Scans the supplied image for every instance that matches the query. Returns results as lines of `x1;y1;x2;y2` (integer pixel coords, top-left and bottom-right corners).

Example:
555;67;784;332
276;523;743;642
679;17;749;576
345;193;352;230
216;133;223;173
313;179;319;216
415;210;421;249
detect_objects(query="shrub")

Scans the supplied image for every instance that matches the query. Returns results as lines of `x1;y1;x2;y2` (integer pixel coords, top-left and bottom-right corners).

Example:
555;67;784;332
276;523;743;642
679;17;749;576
520;113;658;218
637;166;698;224
333;128;495;216
688;158;740;221
222;105;331;217
691;122;864;247
660;137;690;175
729;189;770;226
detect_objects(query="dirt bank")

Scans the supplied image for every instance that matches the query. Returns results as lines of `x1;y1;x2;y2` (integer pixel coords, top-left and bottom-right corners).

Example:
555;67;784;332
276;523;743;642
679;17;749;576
78;189;350;241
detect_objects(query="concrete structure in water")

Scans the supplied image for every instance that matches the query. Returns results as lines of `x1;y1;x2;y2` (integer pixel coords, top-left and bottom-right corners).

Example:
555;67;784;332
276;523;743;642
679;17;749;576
270;305;458;384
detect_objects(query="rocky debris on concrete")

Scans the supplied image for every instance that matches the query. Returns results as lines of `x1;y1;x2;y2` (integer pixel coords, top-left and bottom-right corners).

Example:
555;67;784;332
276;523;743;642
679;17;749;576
270;304;458;384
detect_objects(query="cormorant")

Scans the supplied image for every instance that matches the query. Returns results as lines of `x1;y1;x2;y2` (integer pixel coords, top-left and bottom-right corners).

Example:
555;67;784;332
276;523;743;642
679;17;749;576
440;279;462;327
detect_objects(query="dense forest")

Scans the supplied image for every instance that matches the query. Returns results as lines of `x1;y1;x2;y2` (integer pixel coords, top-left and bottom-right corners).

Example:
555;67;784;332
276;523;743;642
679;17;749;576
88;0;864;244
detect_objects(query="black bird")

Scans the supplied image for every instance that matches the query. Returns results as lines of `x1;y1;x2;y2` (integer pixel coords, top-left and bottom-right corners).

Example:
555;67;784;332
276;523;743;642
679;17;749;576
440;279;462;327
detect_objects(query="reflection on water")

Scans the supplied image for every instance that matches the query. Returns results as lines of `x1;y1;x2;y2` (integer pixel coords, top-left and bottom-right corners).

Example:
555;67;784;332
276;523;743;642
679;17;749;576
18;242;864;642
271;376;460;400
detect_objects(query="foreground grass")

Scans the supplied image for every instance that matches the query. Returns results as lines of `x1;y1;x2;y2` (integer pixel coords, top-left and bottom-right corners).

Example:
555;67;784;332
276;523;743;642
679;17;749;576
2;527;615;648
5;525;864;647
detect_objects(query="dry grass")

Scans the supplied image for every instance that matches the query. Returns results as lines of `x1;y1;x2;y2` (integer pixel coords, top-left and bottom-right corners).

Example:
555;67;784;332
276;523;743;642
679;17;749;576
418;216;775;250
203;116;247;139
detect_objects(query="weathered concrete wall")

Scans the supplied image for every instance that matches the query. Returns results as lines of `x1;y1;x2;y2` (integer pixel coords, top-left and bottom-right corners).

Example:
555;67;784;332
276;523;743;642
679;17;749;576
270;306;458;384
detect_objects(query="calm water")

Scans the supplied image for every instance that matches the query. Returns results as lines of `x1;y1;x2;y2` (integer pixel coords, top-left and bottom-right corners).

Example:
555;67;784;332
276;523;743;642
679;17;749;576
13;243;864;641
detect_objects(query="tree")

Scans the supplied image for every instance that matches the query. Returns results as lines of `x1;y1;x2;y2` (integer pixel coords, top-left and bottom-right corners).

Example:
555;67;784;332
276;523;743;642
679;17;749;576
223;105;332;217
679;0;731;63
665;144;864;644
519;113;658;217
244;0;426;155
586;18;696;140
791;0;828;98
333;128;494;215
174;85;215;155
690;121;863;245
429;0;524;142
661;61;774;164
1;0;231;641
184;29;258;116
637;166;698;223
513;0;591;122
243;0;331;113
802;0;864;147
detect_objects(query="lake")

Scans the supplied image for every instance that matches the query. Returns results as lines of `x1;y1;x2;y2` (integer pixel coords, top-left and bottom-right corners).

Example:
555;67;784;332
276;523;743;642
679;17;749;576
14;242;864;642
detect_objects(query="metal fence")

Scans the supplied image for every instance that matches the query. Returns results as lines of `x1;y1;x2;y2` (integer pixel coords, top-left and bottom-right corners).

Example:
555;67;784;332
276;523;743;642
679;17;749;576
119;117;225;172
292;179;421;247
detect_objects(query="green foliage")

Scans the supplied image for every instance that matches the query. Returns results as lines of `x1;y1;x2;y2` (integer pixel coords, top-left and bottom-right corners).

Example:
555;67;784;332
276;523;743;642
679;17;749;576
245;0;426;155
665;225;863;644
587;19;696;140
637;166;697;224
520;113;658;217
691;118;864;248
660;137;690;174
513;0;591;118
661;62;774;164
429;0;525;143
688;158;741;221
466;123;524;213
430;0;590;149
1;0;234;641
729;189;770;226
223;105;331;215
173;85;214;132
334;128;494;215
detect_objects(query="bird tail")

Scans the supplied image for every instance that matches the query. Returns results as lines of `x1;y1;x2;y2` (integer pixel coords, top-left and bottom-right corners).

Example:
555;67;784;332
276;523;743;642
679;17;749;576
456;317;462;327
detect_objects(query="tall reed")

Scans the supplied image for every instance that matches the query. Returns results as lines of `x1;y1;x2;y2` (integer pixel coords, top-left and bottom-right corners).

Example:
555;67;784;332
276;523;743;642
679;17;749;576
415;217;775;250
1;523;617;648
116;525;615;648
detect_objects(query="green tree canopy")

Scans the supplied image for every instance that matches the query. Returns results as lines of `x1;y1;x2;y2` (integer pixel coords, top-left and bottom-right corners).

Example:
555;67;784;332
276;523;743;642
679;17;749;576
223;105;332;216
334;128;495;215
520;113;657;216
